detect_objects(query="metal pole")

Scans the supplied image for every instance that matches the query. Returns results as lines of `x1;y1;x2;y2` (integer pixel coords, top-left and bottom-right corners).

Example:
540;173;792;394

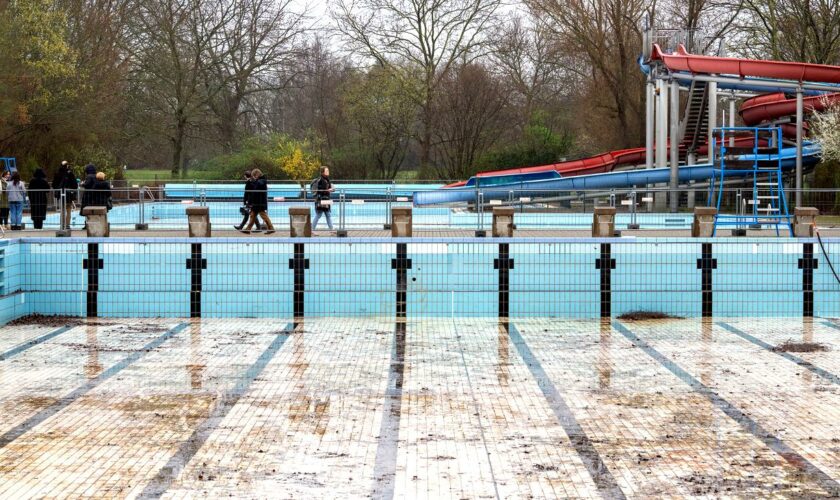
337;190;347;237
796;87;804;208
475;191;486;237
728;96;736;147
384;186;392;229
669;79;680;213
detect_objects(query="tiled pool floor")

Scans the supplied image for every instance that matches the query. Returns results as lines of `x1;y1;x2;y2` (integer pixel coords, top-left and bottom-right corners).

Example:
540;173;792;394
1;317;840;498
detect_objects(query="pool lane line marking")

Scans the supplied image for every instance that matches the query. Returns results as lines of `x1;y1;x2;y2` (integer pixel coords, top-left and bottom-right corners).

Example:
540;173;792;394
0;325;75;362
718;322;840;386
450;321;501;500
508;322;626;500
372;321;411;500
612;320;840;497
822;319;840;333
0;322;188;450
140;323;294;499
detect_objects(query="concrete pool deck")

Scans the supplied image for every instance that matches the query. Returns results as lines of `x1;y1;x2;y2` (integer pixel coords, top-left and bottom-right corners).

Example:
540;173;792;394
1;317;839;497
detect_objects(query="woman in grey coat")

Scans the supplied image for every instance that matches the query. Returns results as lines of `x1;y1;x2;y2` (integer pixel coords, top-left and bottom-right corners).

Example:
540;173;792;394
7;172;25;230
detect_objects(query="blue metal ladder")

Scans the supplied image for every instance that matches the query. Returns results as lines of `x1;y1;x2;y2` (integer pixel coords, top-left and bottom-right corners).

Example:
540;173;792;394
707;126;793;236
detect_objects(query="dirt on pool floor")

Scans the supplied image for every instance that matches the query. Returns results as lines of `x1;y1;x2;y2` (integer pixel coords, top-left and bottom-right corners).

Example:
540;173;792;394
617;311;685;321
6;314;114;328
771;340;829;353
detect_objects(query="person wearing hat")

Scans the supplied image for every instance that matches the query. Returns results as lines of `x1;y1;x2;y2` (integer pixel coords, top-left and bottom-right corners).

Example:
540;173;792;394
80;164;98;210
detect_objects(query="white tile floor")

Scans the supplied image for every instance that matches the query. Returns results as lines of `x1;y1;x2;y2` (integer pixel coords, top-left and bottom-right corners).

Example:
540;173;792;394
1;316;839;498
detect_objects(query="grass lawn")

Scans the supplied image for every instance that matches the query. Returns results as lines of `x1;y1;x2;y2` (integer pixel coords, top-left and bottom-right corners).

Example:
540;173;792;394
123;169;229;183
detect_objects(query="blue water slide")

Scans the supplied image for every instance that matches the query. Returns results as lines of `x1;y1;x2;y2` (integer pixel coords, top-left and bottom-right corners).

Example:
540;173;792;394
413;145;821;205
164;183;444;199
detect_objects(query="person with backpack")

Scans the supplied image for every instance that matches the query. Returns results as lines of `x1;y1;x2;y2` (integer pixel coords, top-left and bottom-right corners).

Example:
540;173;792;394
312;165;334;231
240;168;274;234
28;169;50;229
7;172;25;230
0;170;9;229
53;161;78;230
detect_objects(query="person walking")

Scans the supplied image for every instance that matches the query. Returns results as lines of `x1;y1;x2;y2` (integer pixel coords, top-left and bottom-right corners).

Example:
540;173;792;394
0;170;9;229
52;161;77;230
234;170;263;231
312;166;334;231
240;168;274;234
28;169;50;229
7;172;25;230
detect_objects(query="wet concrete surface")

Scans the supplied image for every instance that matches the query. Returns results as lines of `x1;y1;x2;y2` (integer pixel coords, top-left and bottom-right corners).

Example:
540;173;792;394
0;317;839;498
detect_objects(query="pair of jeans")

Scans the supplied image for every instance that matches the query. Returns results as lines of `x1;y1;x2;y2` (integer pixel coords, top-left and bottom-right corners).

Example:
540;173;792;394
9;201;22;227
313;209;333;230
244;210;274;231
0;207;8;225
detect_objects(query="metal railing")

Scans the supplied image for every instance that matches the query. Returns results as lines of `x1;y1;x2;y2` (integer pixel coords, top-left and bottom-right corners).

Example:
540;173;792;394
3;185;840;233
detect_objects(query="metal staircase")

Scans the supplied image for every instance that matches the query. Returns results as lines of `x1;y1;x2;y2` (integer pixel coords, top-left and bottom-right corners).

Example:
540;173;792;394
708;126;793;236
680;81;709;156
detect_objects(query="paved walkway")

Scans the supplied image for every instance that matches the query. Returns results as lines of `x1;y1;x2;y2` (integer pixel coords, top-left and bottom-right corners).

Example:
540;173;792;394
1;317;839;497
5;228;840;238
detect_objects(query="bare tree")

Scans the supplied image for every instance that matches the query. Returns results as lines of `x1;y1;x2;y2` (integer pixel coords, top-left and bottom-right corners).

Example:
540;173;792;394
737;0;840;63
526;0;648;148
333;0;501;171
344;67;416;179
125;0;232;174
202;0;305;152
657;0;743;53
432;63;508;179
491;14;570;127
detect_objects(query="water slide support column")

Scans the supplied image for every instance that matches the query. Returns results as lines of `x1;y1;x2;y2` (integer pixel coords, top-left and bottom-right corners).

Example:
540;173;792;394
646;76;655;170
796;87;804;208
645;74;655;210
655;78;668;209
669;79;680;212
707;81;718;159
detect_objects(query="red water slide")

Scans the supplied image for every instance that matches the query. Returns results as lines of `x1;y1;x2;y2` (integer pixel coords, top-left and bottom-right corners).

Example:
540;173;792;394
650;44;840;83
446;46;840;188
740;92;840;126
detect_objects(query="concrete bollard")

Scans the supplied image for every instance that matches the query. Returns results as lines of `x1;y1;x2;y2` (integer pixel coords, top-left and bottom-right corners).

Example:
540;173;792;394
289;207;312;237
794;207;819;237
592;207;616;237
186;206;211;237
391;207;412;237
492;207;515;237
81;207;109;237
692;207;717;237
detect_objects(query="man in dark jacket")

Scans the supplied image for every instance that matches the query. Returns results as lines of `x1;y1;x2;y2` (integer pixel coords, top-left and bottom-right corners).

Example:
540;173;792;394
312;165;334;231
80;164;98;210
28;169;51;229
52;162;78;230
240;168;274;234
